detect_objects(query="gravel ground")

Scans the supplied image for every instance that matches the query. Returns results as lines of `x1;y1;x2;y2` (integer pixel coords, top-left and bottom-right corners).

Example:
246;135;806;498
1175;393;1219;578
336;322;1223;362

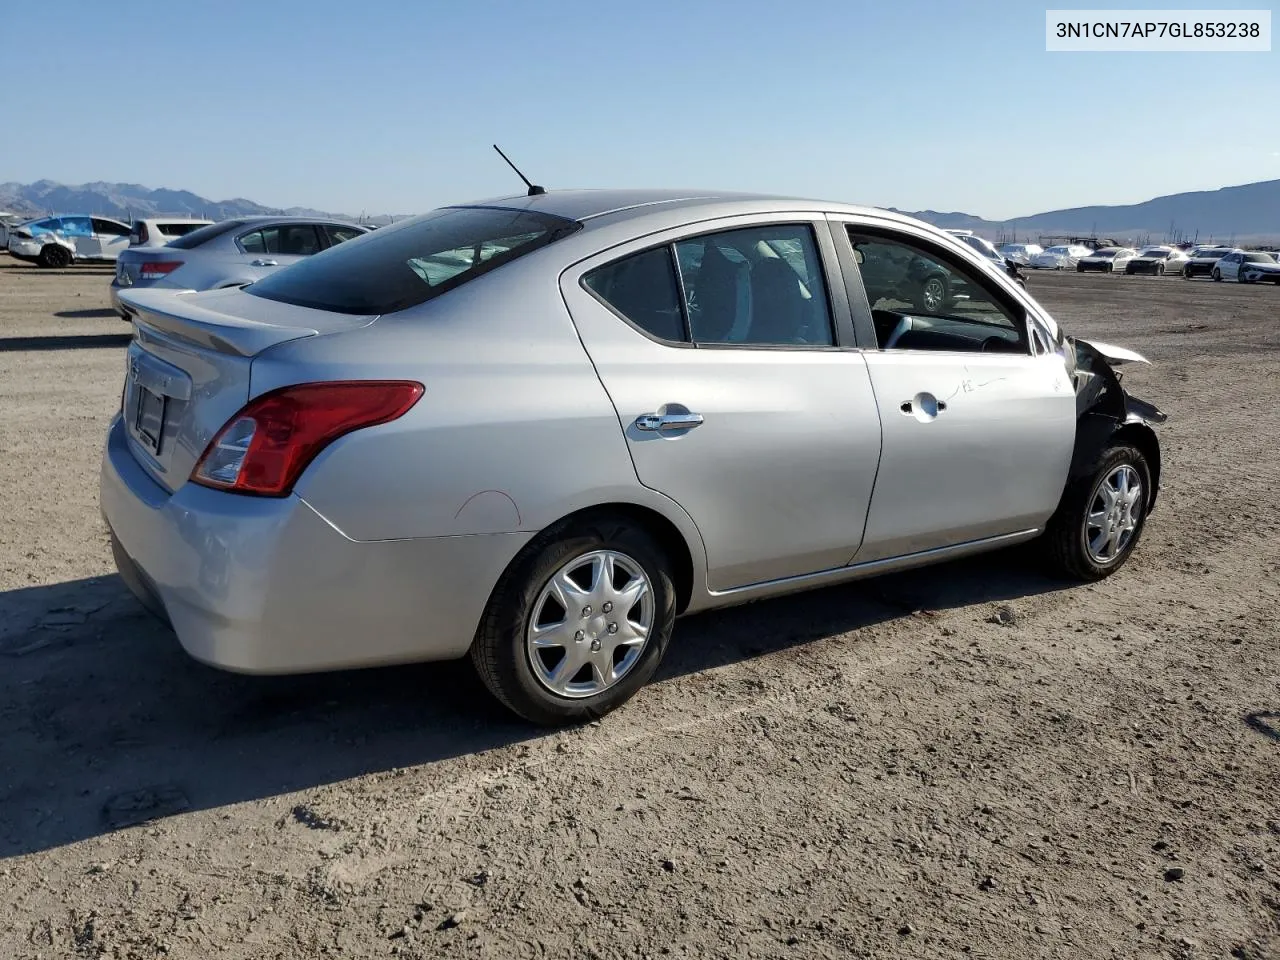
0;256;1277;960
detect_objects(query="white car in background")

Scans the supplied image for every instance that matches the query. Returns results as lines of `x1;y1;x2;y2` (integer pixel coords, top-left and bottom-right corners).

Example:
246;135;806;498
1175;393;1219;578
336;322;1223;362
1213;249;1278;282
998;243;1043;265
129;217;213;248
1076;247;1137;273
1030;244;1092;270
6;215;132;267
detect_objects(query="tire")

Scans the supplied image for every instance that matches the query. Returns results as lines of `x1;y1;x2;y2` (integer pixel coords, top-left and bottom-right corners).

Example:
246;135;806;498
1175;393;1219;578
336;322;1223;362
1184;269;1194;280
1107;264;1114;273
1076;264;1085;273
1212;268;1222;282
470;513;677;725
1125;266;1135;275
39;244;72;268
912;274;950;315
1156;264;1165;277
1041;444;1152;582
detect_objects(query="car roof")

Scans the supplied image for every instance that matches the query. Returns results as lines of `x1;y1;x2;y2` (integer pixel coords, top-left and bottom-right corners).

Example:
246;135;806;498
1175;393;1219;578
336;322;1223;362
447;188;926;230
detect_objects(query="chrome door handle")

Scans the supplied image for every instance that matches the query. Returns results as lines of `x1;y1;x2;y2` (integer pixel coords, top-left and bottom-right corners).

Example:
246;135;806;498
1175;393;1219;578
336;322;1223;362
635;412;704;432
250;258;278;267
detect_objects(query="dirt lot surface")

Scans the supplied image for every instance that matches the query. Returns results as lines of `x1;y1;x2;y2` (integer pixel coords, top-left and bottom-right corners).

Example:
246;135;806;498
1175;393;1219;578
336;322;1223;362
0;256;1277;960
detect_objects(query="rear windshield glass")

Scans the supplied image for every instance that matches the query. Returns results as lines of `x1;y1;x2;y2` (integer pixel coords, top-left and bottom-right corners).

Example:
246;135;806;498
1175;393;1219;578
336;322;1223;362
158;222;209;237
247;207;580;315
166;220;246;250
1245;252;1275;262
1197;249;1229;258
1092;249;1117;257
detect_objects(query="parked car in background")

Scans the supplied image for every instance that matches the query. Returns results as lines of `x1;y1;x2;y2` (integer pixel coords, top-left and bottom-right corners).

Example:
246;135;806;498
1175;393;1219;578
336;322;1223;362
1030;244;1092;270
1239;253;1280;284
0;213;28;249
1183;246;1234;279
1125;246;1188;276
129;217;213;248
102;189;1167;725
1213;249;1277;282
945;230;1027;288
1076;247;1137;273
7;215;132;267
111;216;369;319
998;243;1043;265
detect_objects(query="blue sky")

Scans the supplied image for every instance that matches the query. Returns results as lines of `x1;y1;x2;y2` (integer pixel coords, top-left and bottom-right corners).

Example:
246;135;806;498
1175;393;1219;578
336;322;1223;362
3;0;1276;218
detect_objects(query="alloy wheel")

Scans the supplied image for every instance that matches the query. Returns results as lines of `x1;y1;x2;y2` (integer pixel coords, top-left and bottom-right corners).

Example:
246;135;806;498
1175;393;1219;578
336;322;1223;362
1083;465;1144;565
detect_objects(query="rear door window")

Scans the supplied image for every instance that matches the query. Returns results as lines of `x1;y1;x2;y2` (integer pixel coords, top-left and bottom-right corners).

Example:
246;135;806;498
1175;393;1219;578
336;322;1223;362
248;207;579;315
322;225;366;246
93;218;130;237
61;217;92;237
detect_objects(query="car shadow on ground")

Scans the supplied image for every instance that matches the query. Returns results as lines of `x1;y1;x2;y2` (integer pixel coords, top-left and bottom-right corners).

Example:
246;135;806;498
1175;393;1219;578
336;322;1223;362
53;308;120;319
0;334;131;352
0;548;1066;859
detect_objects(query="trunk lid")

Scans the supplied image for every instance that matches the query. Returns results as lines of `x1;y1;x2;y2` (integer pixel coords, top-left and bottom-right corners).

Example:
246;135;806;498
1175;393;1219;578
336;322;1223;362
118;287;377;492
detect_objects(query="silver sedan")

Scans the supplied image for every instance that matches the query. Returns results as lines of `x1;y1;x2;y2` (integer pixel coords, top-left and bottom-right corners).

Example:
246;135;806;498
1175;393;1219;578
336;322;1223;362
102;190;1167;725
110;216;368;319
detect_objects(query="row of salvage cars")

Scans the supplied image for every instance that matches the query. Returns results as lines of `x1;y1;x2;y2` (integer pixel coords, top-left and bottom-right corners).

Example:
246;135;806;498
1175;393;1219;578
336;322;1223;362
102;187;1172;725
1020;240;1280;282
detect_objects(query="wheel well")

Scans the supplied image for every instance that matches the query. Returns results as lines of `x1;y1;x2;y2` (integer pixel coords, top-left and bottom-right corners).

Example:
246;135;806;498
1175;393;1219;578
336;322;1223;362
552;504;696;614
1115;423;1162;510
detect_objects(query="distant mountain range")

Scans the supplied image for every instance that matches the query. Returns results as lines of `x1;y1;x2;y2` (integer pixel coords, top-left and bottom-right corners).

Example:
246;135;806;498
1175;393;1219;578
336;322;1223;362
0;180;397;226
894;178;1280;245
1;177;1277;243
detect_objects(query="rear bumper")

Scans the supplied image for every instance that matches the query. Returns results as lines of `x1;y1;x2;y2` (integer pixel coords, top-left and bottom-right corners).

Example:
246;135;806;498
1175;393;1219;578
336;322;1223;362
100;415;529;674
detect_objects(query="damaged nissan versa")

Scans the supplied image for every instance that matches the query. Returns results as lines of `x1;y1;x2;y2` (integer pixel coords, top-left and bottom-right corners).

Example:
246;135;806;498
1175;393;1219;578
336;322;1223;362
101;189;1167;725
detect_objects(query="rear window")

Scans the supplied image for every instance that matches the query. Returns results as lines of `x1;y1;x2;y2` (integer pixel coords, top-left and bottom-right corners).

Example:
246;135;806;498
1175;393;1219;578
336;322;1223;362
247;207;580;315
157;222;210;237
1197;249;1229;258
166;220;247;250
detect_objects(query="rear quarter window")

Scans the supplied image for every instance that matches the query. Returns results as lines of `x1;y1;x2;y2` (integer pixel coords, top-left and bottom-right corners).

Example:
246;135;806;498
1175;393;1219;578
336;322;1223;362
247;207;580;315
158;222;209;237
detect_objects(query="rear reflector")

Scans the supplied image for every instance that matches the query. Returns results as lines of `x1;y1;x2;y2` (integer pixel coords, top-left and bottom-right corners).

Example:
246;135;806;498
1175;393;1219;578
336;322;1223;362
139;260;182;280
191;381;424;496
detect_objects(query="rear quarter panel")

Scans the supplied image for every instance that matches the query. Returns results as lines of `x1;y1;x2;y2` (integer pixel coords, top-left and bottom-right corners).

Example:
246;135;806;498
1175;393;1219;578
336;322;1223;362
254;255;707;566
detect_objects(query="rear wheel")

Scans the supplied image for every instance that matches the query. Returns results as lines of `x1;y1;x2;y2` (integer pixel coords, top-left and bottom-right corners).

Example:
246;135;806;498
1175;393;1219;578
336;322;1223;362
471;514;676;725
39;244;72;268
1041;444;1151;581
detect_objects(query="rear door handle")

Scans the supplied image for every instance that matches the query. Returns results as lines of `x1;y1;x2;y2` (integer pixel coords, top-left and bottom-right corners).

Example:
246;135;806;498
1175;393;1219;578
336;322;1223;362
250;258;278;267
635;412;704;432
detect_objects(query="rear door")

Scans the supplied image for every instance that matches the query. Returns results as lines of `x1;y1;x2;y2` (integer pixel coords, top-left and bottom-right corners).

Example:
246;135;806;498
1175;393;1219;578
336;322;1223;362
561;214;883;591
93;218;131;259
832;218;1076;562
234;223;323;280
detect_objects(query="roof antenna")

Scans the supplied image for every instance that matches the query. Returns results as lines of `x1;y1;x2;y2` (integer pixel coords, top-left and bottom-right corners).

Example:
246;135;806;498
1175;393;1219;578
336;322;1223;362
493;144;546;196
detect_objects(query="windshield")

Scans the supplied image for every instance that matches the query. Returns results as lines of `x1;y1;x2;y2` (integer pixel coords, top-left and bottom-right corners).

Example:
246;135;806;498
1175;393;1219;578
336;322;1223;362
248;206;580;315
166;220;247;250
1090;249;1118;258
1044;246;1068;255
1195;249;1230;259
1138;248;1169;257
1245;252;1275;263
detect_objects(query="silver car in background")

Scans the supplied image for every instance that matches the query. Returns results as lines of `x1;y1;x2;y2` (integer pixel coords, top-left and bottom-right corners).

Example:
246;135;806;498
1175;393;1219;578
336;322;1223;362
102;189;1166;725
110;216;368;319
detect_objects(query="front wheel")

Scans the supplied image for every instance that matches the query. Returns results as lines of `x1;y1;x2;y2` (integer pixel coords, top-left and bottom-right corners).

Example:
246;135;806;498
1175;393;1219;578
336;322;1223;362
471;514;677;725
1212;268;1222;282
1041;444;1151;581
39;244;72;268
1156;264;1165;276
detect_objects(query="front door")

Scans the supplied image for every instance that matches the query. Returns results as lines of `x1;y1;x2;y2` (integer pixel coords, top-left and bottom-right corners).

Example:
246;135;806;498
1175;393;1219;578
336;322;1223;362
562;217;883;591
837;223;1077;562
60;216;98;258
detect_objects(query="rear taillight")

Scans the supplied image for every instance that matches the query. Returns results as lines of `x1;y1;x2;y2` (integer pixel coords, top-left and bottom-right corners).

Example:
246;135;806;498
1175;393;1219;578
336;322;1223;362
139;260;182;280
191;381;424;497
